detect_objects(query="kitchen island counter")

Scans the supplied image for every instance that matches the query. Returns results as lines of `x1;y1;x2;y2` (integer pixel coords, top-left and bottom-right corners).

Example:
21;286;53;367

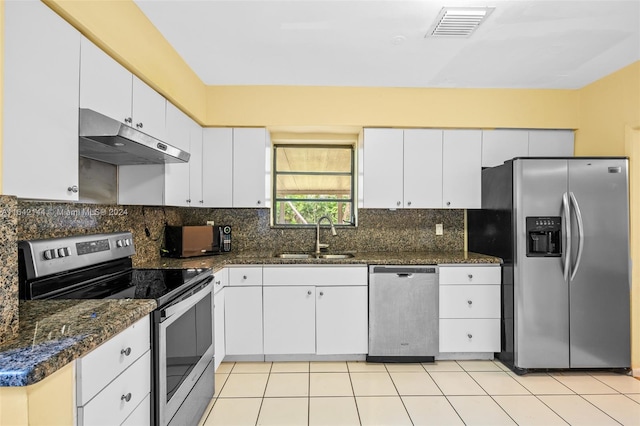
0;299;155;387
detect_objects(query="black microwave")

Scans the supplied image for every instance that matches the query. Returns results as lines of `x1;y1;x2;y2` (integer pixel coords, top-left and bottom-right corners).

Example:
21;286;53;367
162;225;231;258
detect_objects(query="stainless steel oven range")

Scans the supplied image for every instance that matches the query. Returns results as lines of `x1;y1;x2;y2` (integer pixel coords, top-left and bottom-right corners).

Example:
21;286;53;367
18;231;215;426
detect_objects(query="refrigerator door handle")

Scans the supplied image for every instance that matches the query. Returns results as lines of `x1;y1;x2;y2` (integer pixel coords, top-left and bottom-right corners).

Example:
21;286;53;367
569;192;585;281
562;192;572;281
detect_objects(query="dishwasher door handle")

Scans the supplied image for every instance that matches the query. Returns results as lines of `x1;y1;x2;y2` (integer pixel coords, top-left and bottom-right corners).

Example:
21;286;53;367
397;273;413;278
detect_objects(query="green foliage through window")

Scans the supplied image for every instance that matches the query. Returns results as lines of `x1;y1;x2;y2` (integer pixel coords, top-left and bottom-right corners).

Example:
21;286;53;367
273;145;355;226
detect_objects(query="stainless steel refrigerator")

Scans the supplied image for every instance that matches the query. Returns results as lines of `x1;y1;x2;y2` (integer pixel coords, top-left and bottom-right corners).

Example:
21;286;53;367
468;158;631;373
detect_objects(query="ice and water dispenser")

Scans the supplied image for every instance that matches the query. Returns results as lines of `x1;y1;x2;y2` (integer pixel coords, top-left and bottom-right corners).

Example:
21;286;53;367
526;217;562;257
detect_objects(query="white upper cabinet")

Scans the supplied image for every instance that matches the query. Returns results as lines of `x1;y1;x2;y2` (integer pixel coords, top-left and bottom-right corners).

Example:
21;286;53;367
3;0;80;200
481;130;529;168
481;129;574;167
79;36;132;125
164;105;192;206
131;76;167;141
362;128;404;209
202;128;233;207
363;128;481;209
79;37;167;142
442;130;482;209
528;130;574;157
189;121;204;206
232;128;269;208
404;129;443;209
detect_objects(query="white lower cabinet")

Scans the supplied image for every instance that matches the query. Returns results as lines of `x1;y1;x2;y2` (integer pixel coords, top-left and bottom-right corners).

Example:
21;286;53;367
438;264;501;355
76;316;151;426
262;265;368;356
224;286;263;356
214;287;226;371
263;286;316;354
316;286;368;355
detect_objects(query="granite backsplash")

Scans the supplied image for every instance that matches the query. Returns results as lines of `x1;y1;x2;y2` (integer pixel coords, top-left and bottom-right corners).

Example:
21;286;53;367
0;200;464;343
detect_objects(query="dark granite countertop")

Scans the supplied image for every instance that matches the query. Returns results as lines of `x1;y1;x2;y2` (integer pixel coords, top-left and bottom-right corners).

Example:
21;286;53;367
137;250;502;271
1;250;498;387
0;299;155;387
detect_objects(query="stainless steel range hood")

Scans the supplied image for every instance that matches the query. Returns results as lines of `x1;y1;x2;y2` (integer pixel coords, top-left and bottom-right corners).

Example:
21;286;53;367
79;108;190;165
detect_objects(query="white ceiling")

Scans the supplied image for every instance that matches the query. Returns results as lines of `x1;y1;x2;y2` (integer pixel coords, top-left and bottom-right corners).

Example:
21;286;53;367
134;0;640;89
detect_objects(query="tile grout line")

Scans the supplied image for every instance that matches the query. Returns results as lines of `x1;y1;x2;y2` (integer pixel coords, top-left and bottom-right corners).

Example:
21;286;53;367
425;361;467;425
462;364;523;424
253;362;273;426
346;362;364;426
385;363;416;426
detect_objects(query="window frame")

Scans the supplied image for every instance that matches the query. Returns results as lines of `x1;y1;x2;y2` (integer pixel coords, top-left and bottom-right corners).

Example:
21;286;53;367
271;143;356;227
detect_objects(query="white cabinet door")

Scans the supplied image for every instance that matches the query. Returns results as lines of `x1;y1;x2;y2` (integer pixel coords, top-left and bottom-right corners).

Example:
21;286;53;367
131;76;167;141
404;129;443;208
79;36;132;124
202;128;233;207
164;104;192;206
233;128;268;207
442;130;482;209
481;129;529;168
189;121;204;205
224;286;263;355
214;288;225;371
316;286;368;355
263;286;316;354
528;130;574;157
3;0;80;200
362;128;404;208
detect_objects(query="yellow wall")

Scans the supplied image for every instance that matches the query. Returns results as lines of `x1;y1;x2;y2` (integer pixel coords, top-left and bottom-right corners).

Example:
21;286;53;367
0;362;74;425
576;62;640;155
576;61;640;374
206;85;579;130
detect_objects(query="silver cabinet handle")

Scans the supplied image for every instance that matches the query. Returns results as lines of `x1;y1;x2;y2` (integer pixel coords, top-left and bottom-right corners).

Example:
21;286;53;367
467;300;472;305
120;347;131;356
467;274;473;280
446;201;451;206
467;334;473;339
243;275;248;280
307;290;312;296
136;122;143;129
215;280;221;286
407;201;412;206
199;200;204;204
124;117;132;124
68;185;78;193
186;199;191;203
319;291;324;296
257;200;262;205
121;393;132;402
397;201;401;206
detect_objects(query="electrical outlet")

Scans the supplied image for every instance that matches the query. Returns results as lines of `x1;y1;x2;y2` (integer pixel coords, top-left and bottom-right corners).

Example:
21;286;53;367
206;220;215;226
435;223;444;235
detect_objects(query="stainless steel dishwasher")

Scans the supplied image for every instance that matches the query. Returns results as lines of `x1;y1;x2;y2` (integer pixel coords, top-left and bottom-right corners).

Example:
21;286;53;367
367;265;439;363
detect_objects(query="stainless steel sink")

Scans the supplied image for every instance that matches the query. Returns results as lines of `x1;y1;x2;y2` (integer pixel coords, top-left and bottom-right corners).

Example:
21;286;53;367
275;253;313;259
274;253;354;260
316;253;354;259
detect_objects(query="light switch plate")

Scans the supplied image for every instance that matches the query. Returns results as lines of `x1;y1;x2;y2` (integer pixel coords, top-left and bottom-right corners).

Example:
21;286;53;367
206;220;215;226
435;223;443;235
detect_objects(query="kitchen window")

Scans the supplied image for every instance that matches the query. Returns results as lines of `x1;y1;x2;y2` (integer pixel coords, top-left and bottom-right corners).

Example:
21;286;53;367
272;144;355;226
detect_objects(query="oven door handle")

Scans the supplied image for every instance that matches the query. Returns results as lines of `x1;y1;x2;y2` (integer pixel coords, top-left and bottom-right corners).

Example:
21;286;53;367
161;276;214;320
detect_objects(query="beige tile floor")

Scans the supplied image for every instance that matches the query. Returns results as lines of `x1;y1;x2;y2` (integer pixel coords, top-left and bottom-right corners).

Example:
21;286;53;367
199;360;640;426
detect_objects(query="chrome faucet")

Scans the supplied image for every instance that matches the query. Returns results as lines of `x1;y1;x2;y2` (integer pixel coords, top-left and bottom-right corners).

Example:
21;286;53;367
315;215;337;254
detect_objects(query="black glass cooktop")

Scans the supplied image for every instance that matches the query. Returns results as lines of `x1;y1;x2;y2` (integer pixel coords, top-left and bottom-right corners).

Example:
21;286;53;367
23;258;211;307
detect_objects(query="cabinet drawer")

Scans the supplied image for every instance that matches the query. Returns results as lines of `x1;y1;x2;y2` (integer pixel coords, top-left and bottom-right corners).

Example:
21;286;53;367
439;285;500;319
439;265;500;285
228;266;263;286
439;319;500;353
263;265;367;286
78;351;151;426
77;316;150;405
121;393;150;426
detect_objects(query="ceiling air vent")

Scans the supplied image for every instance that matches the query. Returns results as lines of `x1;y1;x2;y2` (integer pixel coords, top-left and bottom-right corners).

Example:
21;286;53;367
426;7;494;38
